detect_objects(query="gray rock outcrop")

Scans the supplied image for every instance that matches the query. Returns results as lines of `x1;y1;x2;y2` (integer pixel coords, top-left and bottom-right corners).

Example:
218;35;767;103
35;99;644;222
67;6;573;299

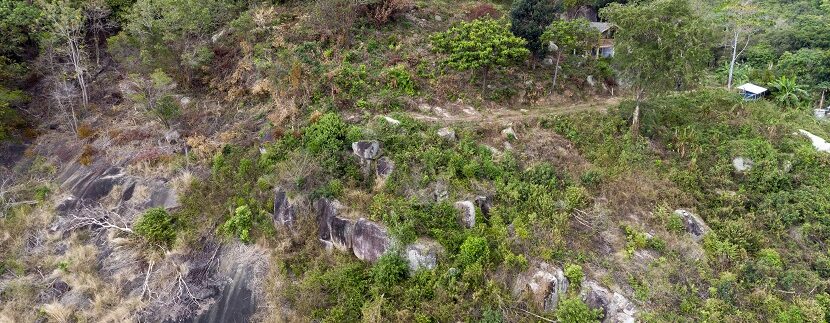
732;156;753;172
352;219;391;262
316;198;353;252
475;195;492;218
273;187;297;228
581;280;637;323
437;127;456;141
455;200;476;228
376;156;394;178
674;209;710;241
512;262;569;312
405;239;442;272
352;140;381;160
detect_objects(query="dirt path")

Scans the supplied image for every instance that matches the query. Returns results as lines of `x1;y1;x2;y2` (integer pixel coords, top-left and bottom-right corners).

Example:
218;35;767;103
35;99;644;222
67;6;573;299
410;96;622;125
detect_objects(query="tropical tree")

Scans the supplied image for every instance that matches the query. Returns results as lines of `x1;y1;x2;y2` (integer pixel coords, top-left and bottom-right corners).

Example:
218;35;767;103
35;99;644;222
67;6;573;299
601;0;717;134
430;18;530;91
719;0;764;89
541;18;600;88
509;0;562;57
770;76;808;108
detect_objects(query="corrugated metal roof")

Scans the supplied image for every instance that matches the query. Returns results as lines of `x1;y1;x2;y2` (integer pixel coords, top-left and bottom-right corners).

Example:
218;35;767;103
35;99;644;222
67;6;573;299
737;83;768;94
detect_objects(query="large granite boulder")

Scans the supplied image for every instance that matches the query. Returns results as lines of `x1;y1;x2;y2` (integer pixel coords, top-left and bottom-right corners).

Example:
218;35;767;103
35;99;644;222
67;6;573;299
512;262;569;312
455;200;476;228
581;280;637;323
273;187;297;228
58;161;125;203
352;219;391;262
405;239;443;272
316;198;353;251
674;209;710;241
352;140;381;160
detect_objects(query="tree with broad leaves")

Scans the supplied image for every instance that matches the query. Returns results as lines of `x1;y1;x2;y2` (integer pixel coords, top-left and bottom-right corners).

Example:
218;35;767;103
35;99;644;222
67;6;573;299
541;18;600;88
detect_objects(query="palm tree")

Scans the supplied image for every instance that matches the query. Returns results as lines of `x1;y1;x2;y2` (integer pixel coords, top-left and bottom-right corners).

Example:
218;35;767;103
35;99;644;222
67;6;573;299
769;76;809;108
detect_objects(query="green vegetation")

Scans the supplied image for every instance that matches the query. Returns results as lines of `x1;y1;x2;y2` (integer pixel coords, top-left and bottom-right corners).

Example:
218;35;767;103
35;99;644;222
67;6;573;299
134;208;177;248
555;297;603;323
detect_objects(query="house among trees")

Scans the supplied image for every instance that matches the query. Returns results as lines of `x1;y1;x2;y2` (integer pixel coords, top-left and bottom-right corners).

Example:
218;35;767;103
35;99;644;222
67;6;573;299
737;83;768;101
589;22;616;58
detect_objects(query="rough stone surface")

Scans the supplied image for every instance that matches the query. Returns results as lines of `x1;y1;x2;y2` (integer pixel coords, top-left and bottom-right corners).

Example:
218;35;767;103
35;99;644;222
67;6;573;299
432;182;449;202
352;219;391;262
512;262;569;312
376;156;394;178
587;75;596;87
405;239;442;272
273;187;297;228
475;195;493;218
502;127;517;139
437;127;456;141
581;280;637;323
674;209;710;241
799;129;830;152
732;156;753;172
382;116;401;126
352;140;381;160
455;200;476;228
58;161;125;203
316;198;353;252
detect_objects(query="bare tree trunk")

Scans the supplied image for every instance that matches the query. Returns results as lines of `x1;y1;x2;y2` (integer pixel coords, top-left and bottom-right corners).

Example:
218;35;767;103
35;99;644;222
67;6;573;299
727;30;739;89
631;89;643;135
819;89;826;109
552;51;563;89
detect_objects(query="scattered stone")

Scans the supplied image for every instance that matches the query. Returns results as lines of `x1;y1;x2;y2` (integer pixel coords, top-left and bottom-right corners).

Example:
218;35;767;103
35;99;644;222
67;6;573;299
674;209;710;241
542;56;555;66
163;130;180;144
732;156;753;172
180;96;191;106
405;239;442;272
434;15;443;21
437;127;457;141
581;280;637;323
273;187;297;228
799;129;830;153
432;182;449;202
587;75;596;87
455;200;476;228
512;262;569;312
352;219;391;262
382;116;401;126
352;140;381;160
376;156;394;178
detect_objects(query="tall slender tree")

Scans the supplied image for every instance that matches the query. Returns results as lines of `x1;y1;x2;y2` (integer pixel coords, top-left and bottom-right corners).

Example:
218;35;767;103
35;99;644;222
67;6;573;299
601;0;717;134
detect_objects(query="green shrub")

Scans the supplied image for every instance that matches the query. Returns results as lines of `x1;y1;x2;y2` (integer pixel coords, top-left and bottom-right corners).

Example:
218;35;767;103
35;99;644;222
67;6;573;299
555;297;603;323
372;253;408;291
457;235;489;267
134;208;177;248
221;205;254;243
564;264;584;287
385;65;416;96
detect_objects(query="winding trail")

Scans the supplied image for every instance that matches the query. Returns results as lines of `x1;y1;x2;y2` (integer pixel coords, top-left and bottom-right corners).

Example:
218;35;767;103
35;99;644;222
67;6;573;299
409;96;621;125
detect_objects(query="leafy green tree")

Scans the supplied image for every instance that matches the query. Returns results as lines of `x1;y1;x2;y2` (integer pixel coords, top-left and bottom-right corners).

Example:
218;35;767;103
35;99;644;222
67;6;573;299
0;0;41;59
769;75;808;108
601;0;716;134
134;208;177;248
556;297;603;323
540;18;599;88
509;0;562;56
430;18;529;90
776;49;830;90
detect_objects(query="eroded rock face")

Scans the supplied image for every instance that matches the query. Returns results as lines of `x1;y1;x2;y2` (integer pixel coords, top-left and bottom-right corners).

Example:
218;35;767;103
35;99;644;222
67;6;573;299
405;239;442;272
59;161;125;203
352;140;381;160
513;262;569;312
455;200;476;228
352;219;391;262
316;199;353;252
273;187;296;228
674;209;710;241
581;280;637;323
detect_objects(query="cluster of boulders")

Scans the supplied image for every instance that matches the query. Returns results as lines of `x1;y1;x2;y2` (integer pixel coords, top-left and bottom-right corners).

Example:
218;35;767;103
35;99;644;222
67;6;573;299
352;140;394;179
512;262;637;323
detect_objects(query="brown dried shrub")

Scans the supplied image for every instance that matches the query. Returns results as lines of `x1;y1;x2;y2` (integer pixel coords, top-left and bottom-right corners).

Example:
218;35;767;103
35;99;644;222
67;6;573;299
364;0;413;26
77;124;95;140
79;145;97;166
467;3;502;20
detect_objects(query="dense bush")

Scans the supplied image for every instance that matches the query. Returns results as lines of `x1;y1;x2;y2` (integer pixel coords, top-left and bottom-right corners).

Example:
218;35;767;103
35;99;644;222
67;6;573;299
134;208;177;248
221;204;254;243
555;297;603;323
509;0;561;56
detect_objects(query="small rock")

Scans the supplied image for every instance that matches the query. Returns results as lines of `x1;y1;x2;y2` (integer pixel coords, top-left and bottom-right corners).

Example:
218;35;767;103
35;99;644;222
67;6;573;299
432;182;448;202
434;15;443;21
180;96;191;106
382;116;401;126
587;75;596;87
352;140;381;160
581;280;637;323
512;262;569;312
502;127;517;140
437;127;456;141
455;200;476;228
164;130;180;144
674;209;710;241
542;56;555;66
475;195;492;218
732;156;753;172
376;156;394;178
